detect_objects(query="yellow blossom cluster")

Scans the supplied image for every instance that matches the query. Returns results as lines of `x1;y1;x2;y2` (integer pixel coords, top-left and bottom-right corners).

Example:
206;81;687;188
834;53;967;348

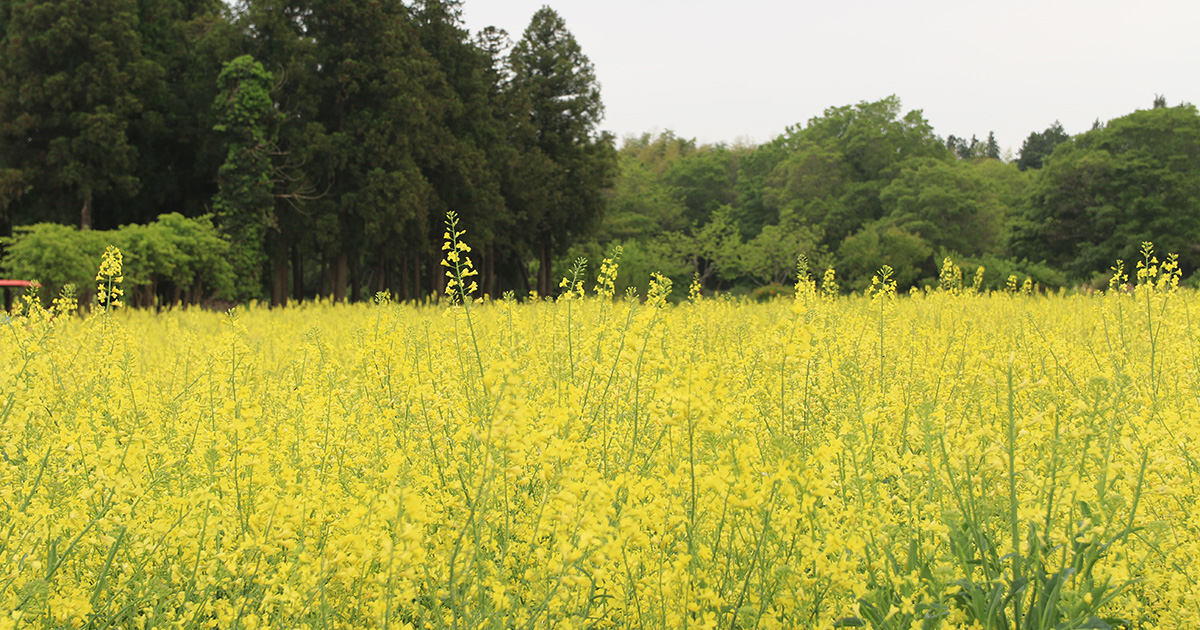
95;246;124;311
2;245;1199;629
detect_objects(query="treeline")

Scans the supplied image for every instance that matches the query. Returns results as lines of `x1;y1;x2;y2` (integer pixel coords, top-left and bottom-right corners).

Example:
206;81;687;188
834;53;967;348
568;96;1200;296
0;0;615;305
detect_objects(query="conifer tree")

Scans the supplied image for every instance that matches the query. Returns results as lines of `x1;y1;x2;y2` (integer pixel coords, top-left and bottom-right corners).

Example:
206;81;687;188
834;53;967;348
307;0;451;302
509;6;616;295
411;0;507;297
0;0;157;230
127;0;234;224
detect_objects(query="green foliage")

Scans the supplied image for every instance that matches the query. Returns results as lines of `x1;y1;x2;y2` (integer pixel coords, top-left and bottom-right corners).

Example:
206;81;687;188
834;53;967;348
127;0;234;224
1016;121;1070;171
771;96;950;248
600;154;688;240
0;223;105;300
1011;104;1200;279
742;222;823;287
0;0;157;229
213;55;276;302
952;254;1069;291
837;222;933;291
662;146;738;225
1;214;235;307
945;131;1001;160
880;157;1008;257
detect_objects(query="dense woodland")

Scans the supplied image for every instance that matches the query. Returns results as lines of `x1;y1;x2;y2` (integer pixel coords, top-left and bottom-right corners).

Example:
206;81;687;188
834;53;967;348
585;98;1200;296
2;0;1198;306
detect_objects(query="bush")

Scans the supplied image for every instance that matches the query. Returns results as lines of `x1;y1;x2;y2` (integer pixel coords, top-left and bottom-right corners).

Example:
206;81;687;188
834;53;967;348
1;214;237;308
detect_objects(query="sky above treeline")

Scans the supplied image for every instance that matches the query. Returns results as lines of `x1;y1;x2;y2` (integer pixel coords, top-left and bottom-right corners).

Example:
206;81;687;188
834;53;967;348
461;0;1200;154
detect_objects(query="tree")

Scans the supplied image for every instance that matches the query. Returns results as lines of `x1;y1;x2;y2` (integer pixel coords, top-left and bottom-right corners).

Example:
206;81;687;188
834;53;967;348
600;152;687;241
212;55;276;302
743;220;822;286
946;132;1000;160
125;0;234;225
509;6;616;295
837;221;932;290
773;96;948;248
307;0;452;302
879;158;1007;257
984;132;1001;160
1016;121;1070;171
662;205;744;288
1010;104;1200;278
661;146;737;225
761;141;848;229
411;0;507;298
237;0;324;305
0;0;159;230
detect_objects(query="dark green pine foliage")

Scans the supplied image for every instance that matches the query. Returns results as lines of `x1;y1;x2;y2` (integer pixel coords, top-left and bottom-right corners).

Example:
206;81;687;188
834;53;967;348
1011;104;1200;278
509;6;617;295
212;55;276;302
0;0;158;231
1016;121;1070;171
984;131;1001;159
308;0;451;302
126;0;235;224
411;0;507;298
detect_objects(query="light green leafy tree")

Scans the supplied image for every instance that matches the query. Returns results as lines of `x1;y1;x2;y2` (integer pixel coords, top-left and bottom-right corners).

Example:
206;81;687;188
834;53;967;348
212;54;276;302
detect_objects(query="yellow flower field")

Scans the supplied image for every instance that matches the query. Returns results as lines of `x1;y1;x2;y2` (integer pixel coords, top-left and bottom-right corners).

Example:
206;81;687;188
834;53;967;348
3;243;1200;629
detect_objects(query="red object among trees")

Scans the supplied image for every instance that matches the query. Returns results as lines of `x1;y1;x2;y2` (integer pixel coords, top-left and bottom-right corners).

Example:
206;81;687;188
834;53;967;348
2;279;36;311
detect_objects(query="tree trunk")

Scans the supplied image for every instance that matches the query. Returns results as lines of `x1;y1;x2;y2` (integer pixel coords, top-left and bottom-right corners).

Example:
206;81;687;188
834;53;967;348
484;245;496;298
538;243;552;297
272;257;289;308
431;252;445;300
519;257;532;297
376;253;387;295
333;253;348;303
350;255;361;303
320;256;330;300
80;195;92;231
400;256;410;301
414;254;422;302
292;245;303;303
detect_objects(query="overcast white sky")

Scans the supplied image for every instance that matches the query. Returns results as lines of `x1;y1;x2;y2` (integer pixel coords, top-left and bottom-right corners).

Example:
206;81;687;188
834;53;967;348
461;0;1199;154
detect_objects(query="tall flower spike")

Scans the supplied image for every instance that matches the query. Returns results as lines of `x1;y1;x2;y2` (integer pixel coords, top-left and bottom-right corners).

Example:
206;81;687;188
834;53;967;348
821;267;839;299
96;245;124;311
441;211;479;305
559;258;587;301
594;246;622;300
870;265;896;301
647;272;672;308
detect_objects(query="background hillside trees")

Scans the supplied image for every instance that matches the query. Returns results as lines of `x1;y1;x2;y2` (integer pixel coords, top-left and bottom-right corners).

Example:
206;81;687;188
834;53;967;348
1010;104;1200;279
